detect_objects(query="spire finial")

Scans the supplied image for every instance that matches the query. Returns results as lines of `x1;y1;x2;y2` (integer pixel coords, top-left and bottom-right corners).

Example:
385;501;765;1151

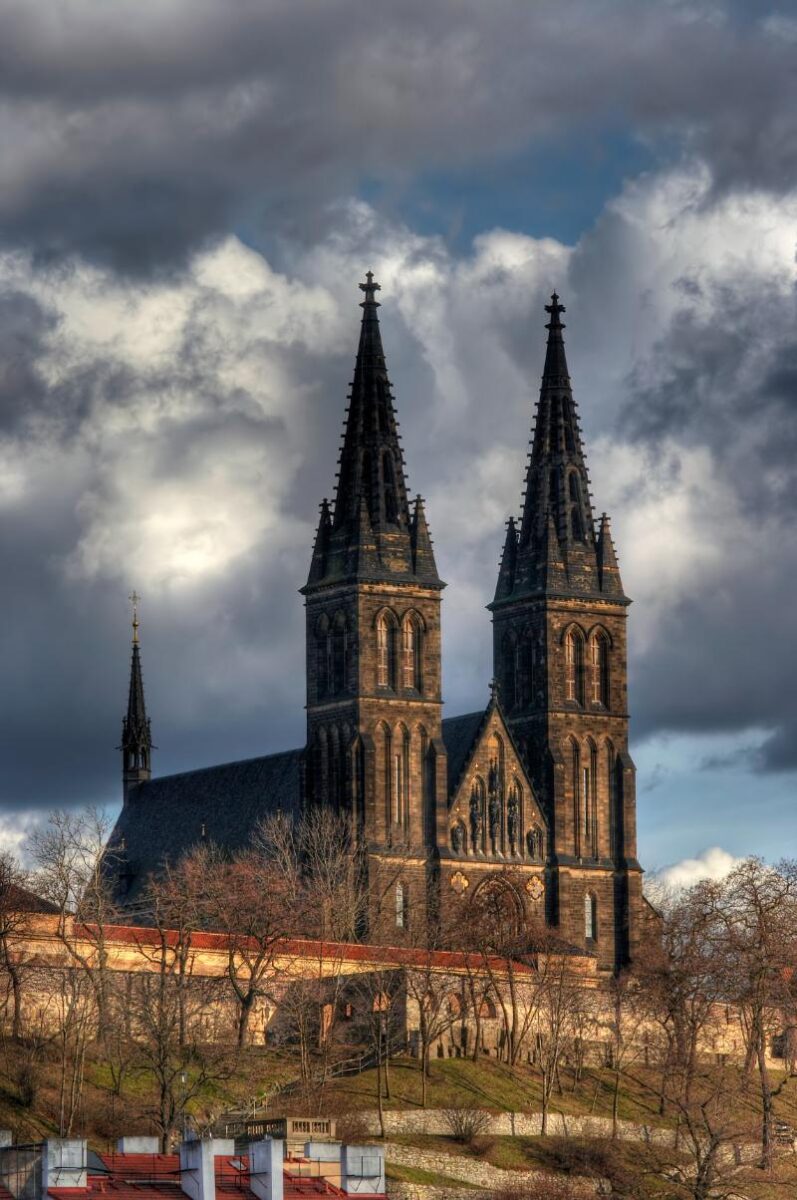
129;590;140;645
359;271;381;307
544;292;566;331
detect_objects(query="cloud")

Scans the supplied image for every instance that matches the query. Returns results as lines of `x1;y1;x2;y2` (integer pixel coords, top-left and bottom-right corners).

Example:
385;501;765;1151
647;847;744;895
1;151;796;871
0;3;796;268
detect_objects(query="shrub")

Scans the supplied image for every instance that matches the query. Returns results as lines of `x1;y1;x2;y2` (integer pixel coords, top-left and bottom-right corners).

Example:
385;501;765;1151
441;1105;493;1144
334;1110;374;1144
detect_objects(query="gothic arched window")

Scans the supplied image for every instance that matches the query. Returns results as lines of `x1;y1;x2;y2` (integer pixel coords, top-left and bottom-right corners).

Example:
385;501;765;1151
403;613;423;691
607;740;623;860
592;630;610;708
332;611;347;695
393;724;410;829
569;472;585;541
565;628;585;706
520;633;535;708
382;452;398;525
316;614;331;698
395;881;408;929
377;611;398;689
501;632;518;710
585;892;597;942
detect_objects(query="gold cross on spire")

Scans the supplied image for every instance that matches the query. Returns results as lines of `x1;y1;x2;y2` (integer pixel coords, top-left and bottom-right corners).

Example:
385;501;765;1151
129;590;140;645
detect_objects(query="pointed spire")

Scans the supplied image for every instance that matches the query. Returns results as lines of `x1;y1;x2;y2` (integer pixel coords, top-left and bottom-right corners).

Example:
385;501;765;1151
307;498;332;585
332;271;410;535
596;512;625;596
121;594;152;801
493;517;518;602
488;292;629;606
304;274;443;592
410;494;441;584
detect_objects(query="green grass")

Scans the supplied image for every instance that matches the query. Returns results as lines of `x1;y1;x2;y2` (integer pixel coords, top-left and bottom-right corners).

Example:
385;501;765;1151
385;1161;481;1188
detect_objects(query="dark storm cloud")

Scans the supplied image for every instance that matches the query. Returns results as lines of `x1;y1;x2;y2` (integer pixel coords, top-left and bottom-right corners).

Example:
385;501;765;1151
1;1;796;269
618;279;797;769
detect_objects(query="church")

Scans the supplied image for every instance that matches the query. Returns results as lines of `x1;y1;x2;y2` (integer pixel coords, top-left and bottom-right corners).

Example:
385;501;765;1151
110;276;644;974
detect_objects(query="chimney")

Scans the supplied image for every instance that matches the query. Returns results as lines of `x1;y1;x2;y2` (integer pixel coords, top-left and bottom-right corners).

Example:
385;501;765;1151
340;1145;385;1196
116;1138;159;1154
248;1140;283;1200
43;1141;87;1194
179;1139;234;1200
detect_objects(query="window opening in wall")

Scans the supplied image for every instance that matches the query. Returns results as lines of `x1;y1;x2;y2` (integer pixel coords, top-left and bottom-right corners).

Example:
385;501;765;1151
395;881;407;928
383;453;398;524
593;634;609;707
585;892;596;941
569;473;584;541
566;630;585;705
582;765;591;844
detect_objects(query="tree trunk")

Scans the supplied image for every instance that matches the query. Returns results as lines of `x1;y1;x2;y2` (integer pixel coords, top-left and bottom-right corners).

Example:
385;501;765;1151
757;1027;773;1168
612;1066;620;1139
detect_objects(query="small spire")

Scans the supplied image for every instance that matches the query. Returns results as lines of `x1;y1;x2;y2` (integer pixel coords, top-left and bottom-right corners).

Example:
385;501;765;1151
493;516;518;602
121;596;152;802
597;512;625;596
489;678;500;704
410;494;442;585
129;590;140;645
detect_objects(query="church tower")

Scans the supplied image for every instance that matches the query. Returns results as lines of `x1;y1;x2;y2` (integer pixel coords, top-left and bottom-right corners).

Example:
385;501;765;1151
489;295;642;969
301;274;447;939
121;594;152;805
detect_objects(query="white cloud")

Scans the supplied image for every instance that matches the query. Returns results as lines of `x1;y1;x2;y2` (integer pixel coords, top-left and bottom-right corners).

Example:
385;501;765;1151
647;846;744;895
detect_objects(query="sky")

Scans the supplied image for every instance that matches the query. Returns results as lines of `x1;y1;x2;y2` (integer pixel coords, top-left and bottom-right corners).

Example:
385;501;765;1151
1;0;796;882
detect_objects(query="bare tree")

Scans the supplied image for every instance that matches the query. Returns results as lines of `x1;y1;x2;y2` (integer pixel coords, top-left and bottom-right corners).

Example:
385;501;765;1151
634;884;726;1120
202;836;293;1049
29;807;121;1038
0;852;35;1040
697;858;797;1168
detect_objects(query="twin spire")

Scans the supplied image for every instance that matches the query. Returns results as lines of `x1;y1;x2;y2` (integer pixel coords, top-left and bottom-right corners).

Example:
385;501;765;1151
305;273;442;591
493;292;626;604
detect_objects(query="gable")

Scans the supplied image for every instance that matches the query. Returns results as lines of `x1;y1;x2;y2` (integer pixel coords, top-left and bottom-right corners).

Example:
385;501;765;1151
445;703;547;860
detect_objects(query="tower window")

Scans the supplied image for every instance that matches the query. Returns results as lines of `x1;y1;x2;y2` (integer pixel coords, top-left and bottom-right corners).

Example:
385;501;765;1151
592;632;610;707
382;452;398;524
332;613;347;695
565;629;585;706
377;612;398;689
403;615;423;691
501;632;518;710
395;881;408;928
585;892;597;942
569;473;585;541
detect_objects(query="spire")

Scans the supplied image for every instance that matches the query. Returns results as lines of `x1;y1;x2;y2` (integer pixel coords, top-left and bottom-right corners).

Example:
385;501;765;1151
493;517;518;602
304;274;443;591
410;494;439;583
121;593;152;801
491;294;627;605
307;498;332;586
332;272;410;534
596;512;625;596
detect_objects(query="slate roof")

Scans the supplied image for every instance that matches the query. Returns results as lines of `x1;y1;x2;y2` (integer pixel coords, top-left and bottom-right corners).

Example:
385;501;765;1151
109;748;303;907
110;713;487;907
441;710;485;792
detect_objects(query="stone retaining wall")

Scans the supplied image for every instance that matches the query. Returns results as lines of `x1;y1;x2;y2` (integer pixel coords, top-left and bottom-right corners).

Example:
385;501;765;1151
383;1141;598;1195
363;1107;677;1145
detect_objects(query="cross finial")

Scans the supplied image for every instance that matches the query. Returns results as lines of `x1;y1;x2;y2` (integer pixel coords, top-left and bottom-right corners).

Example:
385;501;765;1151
359;270;381;306
129;590;140;645
489;678;500;703
544;291;566;330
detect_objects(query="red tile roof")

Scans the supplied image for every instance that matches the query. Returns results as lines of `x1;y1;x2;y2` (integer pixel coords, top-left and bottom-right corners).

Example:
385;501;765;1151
77;1151;378;1200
